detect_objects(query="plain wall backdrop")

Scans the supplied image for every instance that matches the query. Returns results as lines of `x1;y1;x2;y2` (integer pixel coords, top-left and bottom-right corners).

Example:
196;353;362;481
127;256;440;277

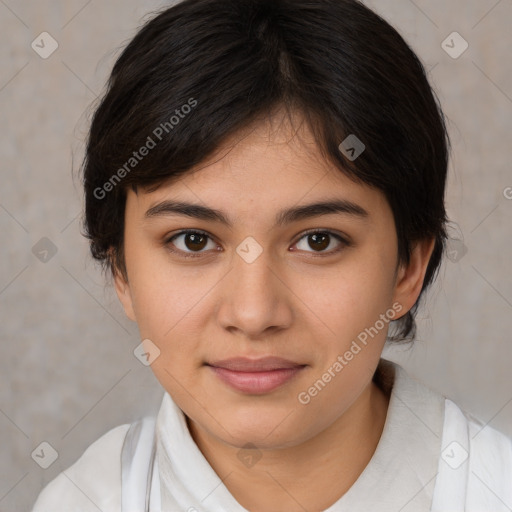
1;0;511;510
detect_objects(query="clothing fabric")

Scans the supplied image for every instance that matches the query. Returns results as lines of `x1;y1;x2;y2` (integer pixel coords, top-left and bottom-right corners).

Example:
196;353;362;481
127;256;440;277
31;358;512;511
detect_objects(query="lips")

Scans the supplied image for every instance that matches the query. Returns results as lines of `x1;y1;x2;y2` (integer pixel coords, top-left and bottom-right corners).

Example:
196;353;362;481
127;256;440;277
207;356;304;372
206;357;306;394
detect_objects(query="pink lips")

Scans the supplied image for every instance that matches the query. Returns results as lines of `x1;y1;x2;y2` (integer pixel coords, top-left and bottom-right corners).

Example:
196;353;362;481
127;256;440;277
207;356;306;394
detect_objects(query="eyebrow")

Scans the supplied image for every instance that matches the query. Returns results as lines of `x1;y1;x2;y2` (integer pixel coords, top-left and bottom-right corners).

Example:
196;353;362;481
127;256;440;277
144;198;369;227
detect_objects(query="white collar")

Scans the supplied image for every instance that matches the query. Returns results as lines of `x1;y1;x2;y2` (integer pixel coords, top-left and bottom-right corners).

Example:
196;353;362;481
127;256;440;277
154;358;445;511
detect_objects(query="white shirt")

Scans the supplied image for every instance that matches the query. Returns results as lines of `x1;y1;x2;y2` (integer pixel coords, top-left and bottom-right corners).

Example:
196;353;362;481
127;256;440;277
31;358;512;511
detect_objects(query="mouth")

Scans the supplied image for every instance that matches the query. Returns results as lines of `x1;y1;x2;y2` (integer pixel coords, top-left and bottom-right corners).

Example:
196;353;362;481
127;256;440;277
205;356;307;394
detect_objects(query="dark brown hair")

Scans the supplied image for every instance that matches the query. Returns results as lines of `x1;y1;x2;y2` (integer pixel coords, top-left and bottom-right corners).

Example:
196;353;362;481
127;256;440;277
81;0;450;343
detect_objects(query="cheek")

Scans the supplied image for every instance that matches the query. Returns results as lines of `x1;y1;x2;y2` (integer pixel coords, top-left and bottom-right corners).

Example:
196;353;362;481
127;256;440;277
292;255;396;343
125;245;222;377
125;241;196;332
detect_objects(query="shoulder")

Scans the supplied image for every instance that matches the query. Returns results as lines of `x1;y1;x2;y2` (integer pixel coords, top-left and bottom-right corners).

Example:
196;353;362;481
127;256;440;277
442;396;512;464
458;403;512;456
447;399;512;506
465;407;512;476
31;423;130;512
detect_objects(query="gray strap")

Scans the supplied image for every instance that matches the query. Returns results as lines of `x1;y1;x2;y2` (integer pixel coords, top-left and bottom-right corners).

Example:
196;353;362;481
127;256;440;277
121;416;157;512
430;398;469;511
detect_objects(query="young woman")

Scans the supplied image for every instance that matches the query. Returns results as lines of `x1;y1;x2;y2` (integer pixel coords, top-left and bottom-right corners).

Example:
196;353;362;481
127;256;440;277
32;0;512;510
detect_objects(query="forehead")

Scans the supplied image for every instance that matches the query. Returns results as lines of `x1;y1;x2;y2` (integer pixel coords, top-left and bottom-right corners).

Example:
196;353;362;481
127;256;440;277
126;111;389;221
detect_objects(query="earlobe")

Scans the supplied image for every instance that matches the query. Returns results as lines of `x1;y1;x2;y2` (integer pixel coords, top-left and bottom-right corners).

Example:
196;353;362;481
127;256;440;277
392;238;436;315
113;268;137;322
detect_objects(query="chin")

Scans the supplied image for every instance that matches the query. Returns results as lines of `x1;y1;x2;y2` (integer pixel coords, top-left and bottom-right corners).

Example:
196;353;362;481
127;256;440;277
214;411;307;449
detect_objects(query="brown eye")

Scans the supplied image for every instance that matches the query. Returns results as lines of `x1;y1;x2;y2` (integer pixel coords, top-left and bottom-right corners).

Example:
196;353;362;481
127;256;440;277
294;230;348;254
307;233;330;251
184;232;208;251
166;230;217;257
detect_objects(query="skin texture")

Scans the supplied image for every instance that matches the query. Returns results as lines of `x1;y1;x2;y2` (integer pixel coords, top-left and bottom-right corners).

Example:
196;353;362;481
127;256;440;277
114;110;435;511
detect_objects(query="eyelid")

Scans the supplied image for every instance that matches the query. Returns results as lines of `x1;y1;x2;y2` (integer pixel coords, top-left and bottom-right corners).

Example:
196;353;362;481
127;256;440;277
164;228;351;258
291;228;351;255
164;229;221;258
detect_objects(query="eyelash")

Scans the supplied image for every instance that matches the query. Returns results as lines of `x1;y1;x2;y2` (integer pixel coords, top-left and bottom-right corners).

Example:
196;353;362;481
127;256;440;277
164;228;351;259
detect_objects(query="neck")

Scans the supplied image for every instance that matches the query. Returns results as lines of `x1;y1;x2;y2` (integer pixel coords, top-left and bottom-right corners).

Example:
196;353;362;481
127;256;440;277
187;378;390;512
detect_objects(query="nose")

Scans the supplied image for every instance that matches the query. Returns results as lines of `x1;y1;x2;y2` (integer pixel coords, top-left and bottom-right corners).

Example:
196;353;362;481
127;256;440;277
216;245;294;339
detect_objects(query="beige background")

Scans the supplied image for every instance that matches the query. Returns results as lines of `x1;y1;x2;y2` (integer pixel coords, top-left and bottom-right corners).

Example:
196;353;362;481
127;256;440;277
0;0;511;510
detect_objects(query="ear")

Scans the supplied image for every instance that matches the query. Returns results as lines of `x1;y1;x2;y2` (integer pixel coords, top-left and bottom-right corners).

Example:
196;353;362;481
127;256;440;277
113;266;137;322
392;237;436;316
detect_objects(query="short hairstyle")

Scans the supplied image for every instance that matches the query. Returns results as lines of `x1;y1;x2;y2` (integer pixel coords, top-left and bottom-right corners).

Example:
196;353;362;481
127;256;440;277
81;0;450;343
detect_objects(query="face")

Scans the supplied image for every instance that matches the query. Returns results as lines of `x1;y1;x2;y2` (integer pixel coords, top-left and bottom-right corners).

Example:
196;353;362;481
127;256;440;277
115;110;433;450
